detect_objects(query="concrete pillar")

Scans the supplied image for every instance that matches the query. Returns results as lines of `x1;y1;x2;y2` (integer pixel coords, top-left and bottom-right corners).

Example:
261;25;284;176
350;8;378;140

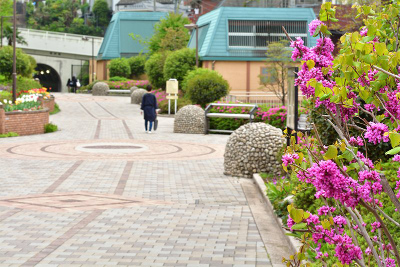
0;103;5;134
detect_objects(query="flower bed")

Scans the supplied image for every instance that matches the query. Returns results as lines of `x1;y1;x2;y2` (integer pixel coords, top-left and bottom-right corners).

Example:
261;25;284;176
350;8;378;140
0;107;49;136
209;102;289;131
106;80;149;89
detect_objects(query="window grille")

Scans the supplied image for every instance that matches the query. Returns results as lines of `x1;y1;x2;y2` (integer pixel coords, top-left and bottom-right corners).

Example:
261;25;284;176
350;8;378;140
228;20;308;56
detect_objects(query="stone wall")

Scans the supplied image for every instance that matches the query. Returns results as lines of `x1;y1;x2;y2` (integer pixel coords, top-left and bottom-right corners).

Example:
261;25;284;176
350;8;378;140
0;106;49;136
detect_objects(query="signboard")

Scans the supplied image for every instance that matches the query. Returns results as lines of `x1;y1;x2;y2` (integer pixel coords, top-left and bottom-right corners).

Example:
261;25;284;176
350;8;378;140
166;95;179;100
286;68;296;130
166;79;179;94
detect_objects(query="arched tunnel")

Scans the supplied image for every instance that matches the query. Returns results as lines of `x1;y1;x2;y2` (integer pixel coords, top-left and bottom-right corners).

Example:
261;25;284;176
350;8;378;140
34;64;62;93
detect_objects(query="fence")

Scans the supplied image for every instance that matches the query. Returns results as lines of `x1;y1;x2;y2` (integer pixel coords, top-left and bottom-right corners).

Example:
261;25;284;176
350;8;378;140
224;92;303;108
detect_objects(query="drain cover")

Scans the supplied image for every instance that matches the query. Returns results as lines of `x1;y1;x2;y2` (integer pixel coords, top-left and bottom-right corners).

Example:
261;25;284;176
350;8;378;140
75;143;148;154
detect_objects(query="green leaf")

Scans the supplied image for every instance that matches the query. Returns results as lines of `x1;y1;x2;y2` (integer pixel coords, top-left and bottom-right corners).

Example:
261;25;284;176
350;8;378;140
291;223;307;230
355;43;364;51
389;132;400;148
321;219;331;230
375;43;387;56
362;54;374;64
386;146;400;155
377;72;389;81
306;60;315;70
323;145;338;160
312;24;322;37
319;93;331;101
290;208;304;224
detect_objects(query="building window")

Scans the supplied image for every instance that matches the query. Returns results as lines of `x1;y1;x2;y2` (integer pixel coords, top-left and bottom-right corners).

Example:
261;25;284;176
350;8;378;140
282;0;289;7
228;20;308;52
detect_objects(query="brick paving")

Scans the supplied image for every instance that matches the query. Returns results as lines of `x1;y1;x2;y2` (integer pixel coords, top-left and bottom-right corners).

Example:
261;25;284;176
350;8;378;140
0;93;289;266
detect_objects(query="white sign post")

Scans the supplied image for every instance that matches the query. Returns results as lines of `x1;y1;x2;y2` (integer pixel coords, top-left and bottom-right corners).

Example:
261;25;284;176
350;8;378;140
166;79;179;115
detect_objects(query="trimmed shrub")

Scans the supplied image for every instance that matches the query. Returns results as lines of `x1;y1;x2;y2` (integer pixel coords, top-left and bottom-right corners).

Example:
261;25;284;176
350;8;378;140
145;52;169;89
108;58;131;78
109;76;128;81
181;68;211;93
163;48;196;85
128;55;146;77
186;69;229;107
0;132;19;138
44;123;58;133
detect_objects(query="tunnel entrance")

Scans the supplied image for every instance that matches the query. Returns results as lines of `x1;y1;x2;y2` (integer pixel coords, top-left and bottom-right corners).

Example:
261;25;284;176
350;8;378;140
34;64;61;93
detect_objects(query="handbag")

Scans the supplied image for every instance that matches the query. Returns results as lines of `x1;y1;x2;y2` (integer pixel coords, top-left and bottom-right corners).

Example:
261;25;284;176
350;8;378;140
154;119;158;131
76;79;81;88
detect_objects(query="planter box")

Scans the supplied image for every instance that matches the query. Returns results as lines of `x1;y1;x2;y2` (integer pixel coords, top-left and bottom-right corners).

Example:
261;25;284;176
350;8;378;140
252;173;302;253
39;95;55;113
0;108;49;136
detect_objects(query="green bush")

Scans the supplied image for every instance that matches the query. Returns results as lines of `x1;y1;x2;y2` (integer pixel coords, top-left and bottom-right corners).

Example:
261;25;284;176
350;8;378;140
44;123;58;133
0;90;12;104
108;58;131;78
0;132;19;138
181;68;211;93
128;55;146;77
109;76;128;81
186;69;229;107
145;52;169;89
163;48;196;86
16;76;42;92
0;46;36;78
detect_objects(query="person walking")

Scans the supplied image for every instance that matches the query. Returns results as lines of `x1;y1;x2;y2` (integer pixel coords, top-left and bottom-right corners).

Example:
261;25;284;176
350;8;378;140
141;85;158;133
71;75;78;93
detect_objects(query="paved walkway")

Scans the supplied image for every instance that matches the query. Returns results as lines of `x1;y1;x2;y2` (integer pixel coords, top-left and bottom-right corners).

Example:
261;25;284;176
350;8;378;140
0;94;291;266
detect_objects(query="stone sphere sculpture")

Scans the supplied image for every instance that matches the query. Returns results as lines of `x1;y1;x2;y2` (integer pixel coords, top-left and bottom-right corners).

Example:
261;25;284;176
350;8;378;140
131;89;147;104
130;86;139;94
92;82;109;96
174;105;205;134
224;122;285;178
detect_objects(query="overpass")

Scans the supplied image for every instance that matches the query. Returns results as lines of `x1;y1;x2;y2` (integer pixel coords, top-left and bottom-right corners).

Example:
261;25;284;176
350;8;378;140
12;28;103;92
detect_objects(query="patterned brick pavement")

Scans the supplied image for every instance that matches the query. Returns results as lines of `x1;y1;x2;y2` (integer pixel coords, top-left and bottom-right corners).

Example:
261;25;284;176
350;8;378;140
0;93;290;266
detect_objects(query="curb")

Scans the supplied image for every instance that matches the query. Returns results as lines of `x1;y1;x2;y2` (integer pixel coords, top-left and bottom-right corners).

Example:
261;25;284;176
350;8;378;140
252;173;302;254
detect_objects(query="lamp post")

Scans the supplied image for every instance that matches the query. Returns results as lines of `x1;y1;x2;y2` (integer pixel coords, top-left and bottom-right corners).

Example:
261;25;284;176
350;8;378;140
12;0;17;103
184;23;199;67
1;16;12;47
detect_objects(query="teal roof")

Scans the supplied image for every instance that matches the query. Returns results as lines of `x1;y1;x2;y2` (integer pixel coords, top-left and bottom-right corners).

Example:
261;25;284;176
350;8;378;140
188;7;317;61
98;11;167;60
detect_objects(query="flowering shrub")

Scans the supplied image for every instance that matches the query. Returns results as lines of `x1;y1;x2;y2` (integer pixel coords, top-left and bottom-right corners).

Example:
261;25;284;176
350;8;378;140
150;89;192;114
3;93;42;112
105;80;148;90
280;2;400;267
18;88;50;98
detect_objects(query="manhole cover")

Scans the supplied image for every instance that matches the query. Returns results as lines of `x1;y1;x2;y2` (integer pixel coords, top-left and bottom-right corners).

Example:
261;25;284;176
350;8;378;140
82;145;142;150
60;199;83;203
75;143;148;154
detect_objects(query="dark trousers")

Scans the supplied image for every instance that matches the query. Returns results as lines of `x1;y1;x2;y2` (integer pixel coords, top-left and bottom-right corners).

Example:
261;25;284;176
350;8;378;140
145;120;153;131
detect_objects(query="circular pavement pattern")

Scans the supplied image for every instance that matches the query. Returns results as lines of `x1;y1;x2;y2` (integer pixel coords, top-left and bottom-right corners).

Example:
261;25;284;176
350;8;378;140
0;139;224;161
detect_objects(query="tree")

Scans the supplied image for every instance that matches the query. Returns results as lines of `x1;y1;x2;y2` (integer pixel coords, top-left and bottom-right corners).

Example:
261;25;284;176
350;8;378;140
0;46;36;78
281;2;400;267
92;0;111;28
163;48;196;86
3;26;27;46
259;40;292;106
26;0;104;37
148;13;190;54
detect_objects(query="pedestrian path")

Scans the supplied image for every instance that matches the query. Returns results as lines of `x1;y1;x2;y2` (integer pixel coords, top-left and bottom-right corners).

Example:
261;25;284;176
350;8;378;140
0;94;291;266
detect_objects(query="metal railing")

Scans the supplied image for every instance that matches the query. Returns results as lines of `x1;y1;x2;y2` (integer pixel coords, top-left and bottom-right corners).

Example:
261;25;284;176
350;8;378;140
223;92;304;108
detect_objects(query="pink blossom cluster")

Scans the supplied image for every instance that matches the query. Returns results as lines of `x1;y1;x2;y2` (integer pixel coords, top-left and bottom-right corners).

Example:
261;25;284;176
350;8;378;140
364;122;389;145
282;153;299;166
349;136;364;146
360;26;368;36
108;80;149;89
288;210;363;264
308;19;326;36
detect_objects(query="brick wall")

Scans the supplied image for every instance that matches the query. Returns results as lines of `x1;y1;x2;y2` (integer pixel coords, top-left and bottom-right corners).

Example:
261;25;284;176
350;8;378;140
39;96;55;113
0;108;49;136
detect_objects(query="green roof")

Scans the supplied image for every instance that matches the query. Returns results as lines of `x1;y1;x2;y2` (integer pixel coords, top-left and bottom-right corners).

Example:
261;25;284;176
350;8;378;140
98;11;167;60
188;7;317;61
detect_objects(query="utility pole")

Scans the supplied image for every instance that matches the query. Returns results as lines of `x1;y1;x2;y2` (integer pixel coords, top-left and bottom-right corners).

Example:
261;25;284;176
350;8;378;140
12;0;17;103
153;0;156;11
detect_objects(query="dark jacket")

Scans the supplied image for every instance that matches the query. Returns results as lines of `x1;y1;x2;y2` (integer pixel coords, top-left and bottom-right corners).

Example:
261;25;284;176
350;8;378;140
141;93;158;121
71;76;77;87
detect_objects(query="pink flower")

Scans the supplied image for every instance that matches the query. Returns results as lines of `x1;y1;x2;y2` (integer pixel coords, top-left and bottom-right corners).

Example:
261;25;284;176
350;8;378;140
308;20;326;36
364;122;389;145
282;153;299;167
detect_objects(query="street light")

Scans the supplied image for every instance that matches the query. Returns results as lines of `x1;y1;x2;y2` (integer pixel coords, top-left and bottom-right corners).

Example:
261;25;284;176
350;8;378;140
184;23;199;67
82;36;95;83
12;0;16;103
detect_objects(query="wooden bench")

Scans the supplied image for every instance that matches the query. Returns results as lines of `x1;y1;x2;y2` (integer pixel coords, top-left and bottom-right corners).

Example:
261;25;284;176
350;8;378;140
108;89;130;94
204;103;258;134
